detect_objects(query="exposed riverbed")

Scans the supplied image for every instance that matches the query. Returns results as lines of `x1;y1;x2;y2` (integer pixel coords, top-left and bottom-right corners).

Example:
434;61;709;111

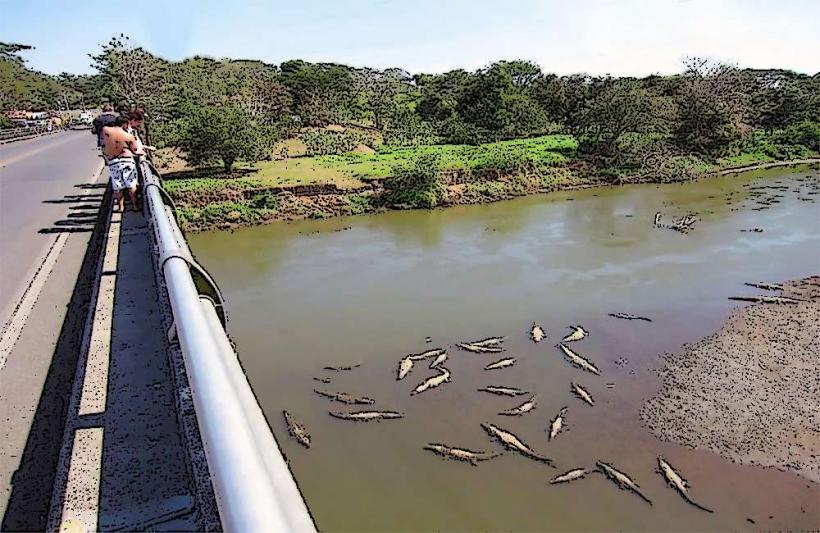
642;276;820;483
189;165;819;531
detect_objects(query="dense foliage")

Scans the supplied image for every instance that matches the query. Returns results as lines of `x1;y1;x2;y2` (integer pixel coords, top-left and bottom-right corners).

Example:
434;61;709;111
181;105;277;172
383;154;446;208
3;36;818;170
0;42;105;113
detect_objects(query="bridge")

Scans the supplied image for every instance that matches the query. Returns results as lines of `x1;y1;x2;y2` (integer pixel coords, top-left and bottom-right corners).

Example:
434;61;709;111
0;131;315;531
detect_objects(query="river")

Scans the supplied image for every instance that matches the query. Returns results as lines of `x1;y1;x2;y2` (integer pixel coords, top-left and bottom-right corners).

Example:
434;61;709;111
189;166;819;531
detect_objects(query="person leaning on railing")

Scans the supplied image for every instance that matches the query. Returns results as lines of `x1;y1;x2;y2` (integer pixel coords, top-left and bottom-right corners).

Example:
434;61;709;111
124;109;156;198
92;104;118;155
125;109;156;157
102;116;140;213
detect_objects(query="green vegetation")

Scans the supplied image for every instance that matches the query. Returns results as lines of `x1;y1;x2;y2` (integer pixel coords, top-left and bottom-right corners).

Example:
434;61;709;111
177;201;271;229
300;129;371;156
383;154;445;208
1;42;104;111
164;134;575;198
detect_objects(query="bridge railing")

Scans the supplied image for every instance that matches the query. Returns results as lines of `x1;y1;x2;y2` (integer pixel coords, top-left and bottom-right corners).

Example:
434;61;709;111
137;159;316;532
0;125;59;144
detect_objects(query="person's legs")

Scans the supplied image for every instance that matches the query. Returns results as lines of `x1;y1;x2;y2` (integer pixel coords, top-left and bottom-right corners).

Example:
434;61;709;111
120;159;139;211
127;186;138;211
108;159;125;212
113;190;124;212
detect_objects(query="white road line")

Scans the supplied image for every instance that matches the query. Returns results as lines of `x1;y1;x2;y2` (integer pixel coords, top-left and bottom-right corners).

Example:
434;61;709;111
0;161;104;371
57;427;104;532
78;211;120;415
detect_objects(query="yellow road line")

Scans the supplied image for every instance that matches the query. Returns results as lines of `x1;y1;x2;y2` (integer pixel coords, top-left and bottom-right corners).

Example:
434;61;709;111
58;427;104;532
78;210;120;415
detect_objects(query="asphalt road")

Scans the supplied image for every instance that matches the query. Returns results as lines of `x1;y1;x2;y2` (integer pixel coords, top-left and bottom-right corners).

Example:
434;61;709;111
0;131;103;328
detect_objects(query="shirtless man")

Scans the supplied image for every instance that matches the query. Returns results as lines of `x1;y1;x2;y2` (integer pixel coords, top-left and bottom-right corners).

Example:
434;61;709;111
102;116;139;212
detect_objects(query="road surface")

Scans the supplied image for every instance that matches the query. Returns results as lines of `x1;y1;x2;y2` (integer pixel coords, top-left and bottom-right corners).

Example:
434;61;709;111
0;131;103;329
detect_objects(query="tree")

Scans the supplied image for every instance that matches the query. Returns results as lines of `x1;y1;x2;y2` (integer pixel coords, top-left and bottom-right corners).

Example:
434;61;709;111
673;58;751;153
415;69;470;123
181;105;278;173
353;67;416;130
0;42;62;111
746;70;820;132
90;35;170;113
279;60;357;126
577;78;673;158
454;61;548;140
530;74;592;135
0;42;33;64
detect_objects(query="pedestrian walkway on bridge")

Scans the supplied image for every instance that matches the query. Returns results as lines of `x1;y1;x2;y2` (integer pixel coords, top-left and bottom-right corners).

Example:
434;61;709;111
46;209;217;531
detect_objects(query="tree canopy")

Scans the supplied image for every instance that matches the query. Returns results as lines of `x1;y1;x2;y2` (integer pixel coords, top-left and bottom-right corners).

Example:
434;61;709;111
3;36;817;167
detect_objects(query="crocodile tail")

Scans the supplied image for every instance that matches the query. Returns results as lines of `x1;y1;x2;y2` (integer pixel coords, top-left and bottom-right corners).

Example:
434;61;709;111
524;449;555;467
684;493;713;513
481;452;503;461
635;488;653;506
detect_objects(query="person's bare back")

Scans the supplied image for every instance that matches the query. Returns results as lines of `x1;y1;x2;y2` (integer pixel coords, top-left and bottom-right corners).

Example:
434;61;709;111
102;125;137;159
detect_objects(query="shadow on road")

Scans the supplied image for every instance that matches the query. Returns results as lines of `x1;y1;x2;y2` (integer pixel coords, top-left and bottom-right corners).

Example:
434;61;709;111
39;187;105;234
43;194;104;205
38;228;95;235
1;189;111;532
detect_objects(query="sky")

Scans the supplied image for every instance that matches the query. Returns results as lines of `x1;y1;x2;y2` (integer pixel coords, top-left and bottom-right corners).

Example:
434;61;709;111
1;0;818;76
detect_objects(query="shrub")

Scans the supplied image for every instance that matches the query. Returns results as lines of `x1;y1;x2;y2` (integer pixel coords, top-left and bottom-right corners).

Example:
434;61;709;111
613;133;703;183
249;191;279;209
435;116;487;145
382;115;439;147
177;201;263;229
300;130;369;156
383;153;445;208
343;193;373;215
470;146;537;175
775;120;820;153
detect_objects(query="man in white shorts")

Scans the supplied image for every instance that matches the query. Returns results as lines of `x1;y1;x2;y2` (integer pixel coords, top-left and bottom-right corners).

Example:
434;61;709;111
102;116;139;212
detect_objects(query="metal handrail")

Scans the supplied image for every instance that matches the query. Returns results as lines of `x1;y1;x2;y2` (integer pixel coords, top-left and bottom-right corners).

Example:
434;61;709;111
140;163;315;532
0;125;59;143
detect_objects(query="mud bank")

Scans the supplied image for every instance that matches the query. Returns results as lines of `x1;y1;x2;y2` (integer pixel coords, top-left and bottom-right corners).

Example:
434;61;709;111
641;277;820;483
174;158;818;232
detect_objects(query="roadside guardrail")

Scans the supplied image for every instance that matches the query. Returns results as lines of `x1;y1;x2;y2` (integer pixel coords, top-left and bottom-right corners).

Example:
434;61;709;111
138;159;316;532
0;125;60;144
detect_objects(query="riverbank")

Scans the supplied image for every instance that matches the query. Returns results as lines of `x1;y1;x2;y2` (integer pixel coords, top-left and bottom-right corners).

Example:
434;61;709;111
641;277;820;483
165;151;819;232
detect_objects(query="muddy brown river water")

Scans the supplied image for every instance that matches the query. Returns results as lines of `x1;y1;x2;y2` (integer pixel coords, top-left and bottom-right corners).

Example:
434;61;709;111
189;166;820;531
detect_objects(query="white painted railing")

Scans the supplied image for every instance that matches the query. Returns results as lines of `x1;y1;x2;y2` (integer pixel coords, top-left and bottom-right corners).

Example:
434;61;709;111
139;159;316;532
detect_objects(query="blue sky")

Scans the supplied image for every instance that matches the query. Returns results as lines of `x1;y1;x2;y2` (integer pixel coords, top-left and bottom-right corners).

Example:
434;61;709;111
1;0;818;76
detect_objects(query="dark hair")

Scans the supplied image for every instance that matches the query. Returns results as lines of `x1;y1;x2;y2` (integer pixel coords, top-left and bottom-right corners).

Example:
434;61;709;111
128;109;145;121
113;116;130;127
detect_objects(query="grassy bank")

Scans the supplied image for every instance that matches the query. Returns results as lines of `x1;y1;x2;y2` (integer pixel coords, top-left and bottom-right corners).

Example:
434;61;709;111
162;133;817;231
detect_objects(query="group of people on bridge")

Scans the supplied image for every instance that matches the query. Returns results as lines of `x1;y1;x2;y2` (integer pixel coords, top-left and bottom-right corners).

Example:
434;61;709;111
91;104;155;213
